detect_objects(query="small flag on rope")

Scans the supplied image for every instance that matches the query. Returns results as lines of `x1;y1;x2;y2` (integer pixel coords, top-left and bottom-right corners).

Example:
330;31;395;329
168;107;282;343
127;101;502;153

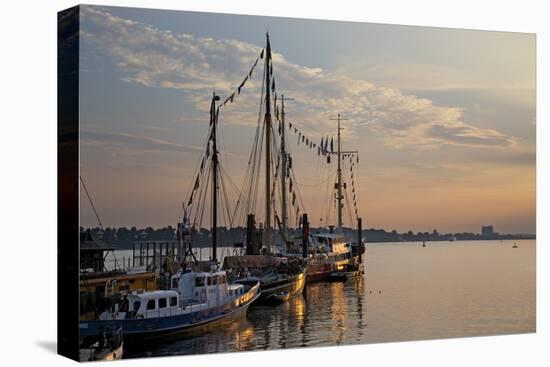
229;93;235;103
238;76;248;95
330;137;334;153
200;157;205;173
206;141;210;157
193;176;200;191
302;135;305;143
327;156;331;164
260;48;264;59
187;194;193;206
272;79;276;93
289;122;292;129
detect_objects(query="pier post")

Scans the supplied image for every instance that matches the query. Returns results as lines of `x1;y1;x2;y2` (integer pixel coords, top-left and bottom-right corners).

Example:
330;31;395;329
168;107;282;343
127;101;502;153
246;214;257;255
132;243;135;267
357;217;363;263
146;242;150;269
302;213;309;258
153;243;156;270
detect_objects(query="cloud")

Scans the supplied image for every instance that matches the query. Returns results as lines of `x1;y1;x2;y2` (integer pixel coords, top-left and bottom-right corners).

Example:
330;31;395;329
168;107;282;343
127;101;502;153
81;6;518;150
81;130;203;154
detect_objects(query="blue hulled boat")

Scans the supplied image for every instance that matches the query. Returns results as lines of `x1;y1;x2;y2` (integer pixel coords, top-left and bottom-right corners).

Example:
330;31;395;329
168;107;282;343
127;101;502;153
80;268;260;341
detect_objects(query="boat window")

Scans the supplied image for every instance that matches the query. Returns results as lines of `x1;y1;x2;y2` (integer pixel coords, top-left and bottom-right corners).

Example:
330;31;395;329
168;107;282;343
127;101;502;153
146;299;156;310
172;278;179;288
158;298;167;309
220;275;226;284
195;277;205;287
132;301;141;312
170;297;177;307
213;275;219;285
207;277;212;286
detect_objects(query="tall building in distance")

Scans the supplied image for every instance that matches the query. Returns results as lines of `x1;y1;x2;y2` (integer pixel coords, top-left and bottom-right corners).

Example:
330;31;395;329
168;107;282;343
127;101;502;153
481;225;498;238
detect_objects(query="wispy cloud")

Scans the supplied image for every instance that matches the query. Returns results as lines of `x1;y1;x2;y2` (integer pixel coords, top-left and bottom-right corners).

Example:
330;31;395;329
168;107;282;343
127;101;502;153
81;130;203;154
81;6;518;150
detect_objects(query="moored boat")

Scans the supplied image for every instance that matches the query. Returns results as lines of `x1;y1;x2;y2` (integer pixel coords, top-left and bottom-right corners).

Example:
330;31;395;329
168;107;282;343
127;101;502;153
79;326;123;361
329;263;364;282
223;255;306;303
80;268;260;342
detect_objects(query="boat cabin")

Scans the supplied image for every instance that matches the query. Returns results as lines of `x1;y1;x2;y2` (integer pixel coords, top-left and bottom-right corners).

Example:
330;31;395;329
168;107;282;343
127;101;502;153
127;290;180;319
170;270;245;308
309;233;352;258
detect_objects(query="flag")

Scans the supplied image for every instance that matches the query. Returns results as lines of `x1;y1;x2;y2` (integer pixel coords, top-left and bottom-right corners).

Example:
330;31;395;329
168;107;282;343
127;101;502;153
289;122;292;129
187;193;193;206
330;137;334;153
238;76;248;95
272;79;276;93
260;48;264;59
193;176;200;191
230;93;235;103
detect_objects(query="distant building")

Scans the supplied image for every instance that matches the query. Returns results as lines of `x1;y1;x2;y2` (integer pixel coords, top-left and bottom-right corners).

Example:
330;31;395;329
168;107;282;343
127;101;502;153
481;225;498;239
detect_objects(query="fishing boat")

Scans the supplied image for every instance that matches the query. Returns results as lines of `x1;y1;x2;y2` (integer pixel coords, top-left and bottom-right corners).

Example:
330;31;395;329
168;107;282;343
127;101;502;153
79;267;259;342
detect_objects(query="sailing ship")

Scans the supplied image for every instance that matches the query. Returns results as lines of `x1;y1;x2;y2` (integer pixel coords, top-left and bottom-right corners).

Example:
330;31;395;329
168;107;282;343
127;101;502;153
80;89;261;342
220;34;306;303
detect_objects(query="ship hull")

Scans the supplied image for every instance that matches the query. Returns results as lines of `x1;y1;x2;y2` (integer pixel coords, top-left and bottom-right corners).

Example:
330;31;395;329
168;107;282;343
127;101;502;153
257;270;306;302
80;285;260;343
305;255;362;283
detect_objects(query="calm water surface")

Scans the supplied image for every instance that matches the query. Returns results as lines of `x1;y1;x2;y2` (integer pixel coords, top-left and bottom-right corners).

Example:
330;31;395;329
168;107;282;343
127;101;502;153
122;239;535;358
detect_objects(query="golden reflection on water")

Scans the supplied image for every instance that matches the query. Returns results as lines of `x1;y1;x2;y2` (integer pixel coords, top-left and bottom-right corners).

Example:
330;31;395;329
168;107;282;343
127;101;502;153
124;240;534;359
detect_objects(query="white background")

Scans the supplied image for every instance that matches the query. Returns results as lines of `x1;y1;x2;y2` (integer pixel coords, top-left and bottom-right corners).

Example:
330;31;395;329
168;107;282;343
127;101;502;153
0;0;547;366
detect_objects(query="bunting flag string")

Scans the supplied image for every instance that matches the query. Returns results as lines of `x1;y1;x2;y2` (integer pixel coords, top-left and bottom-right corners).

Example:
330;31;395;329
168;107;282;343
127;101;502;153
219;48;264;109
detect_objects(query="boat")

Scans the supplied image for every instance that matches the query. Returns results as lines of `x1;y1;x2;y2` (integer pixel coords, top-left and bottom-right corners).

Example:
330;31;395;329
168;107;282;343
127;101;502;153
80;267;260;342
79;326;123;361
329;263;364;282
291;113;365;283
270;291;290;303
219;34;307;303
223;254;306;303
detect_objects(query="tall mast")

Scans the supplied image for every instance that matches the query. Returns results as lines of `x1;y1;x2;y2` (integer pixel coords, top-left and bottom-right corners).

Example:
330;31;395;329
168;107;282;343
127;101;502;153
330;113;354;229
210;92;220;262
264;33;273;254
337;114;343;228
280;95;288;238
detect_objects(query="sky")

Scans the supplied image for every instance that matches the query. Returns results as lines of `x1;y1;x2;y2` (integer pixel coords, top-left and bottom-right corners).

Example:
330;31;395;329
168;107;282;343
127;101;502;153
78;5;536;234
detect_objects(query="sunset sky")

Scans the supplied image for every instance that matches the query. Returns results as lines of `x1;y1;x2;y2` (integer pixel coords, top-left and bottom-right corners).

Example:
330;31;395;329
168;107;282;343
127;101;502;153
79;5;536;234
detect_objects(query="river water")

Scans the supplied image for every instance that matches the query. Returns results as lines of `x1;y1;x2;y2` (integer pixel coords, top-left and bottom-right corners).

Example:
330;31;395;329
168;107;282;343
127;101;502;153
113;239;535;358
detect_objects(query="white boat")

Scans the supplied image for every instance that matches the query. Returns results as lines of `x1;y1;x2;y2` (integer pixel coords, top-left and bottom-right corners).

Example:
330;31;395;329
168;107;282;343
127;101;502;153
80;268;260;342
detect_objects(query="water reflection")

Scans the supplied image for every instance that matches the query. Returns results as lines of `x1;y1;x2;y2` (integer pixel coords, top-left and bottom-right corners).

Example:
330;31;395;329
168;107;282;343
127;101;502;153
124;240;535;359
